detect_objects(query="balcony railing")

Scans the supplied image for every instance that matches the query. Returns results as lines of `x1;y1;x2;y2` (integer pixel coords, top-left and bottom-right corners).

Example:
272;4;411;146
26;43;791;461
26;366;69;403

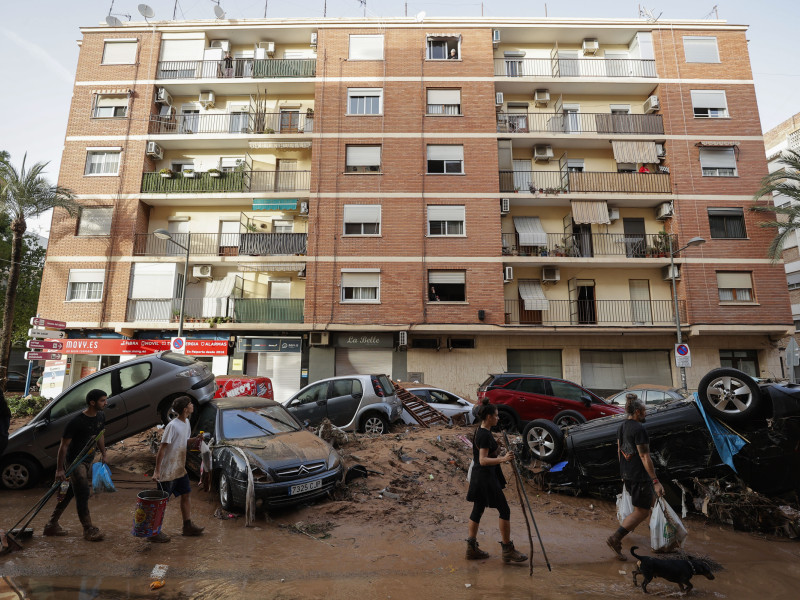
126;298;304;323
148;112;313;135
133;232;307;257
501;232;677;258
496;112;664;135
504;299;685;326
141;170;311;193
499;170;671;194
156;59;316;80
494;58;657;78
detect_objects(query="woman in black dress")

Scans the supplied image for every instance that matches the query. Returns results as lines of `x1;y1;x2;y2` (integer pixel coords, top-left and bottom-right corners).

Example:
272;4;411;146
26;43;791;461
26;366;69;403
465;401;527;563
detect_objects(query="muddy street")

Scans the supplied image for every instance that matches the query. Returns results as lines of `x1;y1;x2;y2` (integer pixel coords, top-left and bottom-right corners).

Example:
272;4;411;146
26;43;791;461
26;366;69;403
2;426;799;599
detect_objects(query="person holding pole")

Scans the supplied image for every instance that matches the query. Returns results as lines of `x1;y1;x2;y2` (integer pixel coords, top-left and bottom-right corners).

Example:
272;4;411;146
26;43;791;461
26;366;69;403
465;400;527;563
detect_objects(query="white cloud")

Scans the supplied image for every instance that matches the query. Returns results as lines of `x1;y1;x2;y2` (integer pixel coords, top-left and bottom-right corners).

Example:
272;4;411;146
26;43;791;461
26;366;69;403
1;27;73;84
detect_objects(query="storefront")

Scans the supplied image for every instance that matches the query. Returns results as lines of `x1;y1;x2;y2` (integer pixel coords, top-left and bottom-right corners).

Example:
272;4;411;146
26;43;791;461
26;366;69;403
334;333;395;378
238;336;302;403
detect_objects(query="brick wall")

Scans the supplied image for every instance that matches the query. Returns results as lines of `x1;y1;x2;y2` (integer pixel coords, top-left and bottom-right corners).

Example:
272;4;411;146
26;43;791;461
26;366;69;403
652;29;753;80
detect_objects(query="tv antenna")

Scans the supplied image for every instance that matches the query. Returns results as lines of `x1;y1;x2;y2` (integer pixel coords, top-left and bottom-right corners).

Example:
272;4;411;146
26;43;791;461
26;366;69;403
212;1;226;19
357;0;366;18
702;5;720;19
138;4;155;21
415;11;426;23
637;5;662;22
106;1;131;26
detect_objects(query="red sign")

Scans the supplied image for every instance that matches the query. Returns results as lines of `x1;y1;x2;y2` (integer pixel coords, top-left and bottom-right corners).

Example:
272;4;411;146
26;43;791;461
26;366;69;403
26;340;65;351
214;376;273;400
24;351;63;361
30;317;67;329
60;339;229;356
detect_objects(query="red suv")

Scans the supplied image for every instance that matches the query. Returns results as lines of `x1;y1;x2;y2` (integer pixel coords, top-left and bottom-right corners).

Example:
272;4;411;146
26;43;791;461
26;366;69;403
477;373;624;432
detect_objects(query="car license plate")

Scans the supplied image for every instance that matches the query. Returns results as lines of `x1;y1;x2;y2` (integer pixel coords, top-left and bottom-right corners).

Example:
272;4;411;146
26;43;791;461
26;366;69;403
290;479;322;495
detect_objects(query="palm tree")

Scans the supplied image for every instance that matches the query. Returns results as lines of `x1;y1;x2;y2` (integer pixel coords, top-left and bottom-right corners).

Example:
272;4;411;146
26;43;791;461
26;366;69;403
751;149;800;262
0;153;77;391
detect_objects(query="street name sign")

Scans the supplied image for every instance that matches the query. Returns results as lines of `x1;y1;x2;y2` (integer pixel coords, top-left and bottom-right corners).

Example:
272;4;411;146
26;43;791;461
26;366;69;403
26;340;65;351
28;328;67;339
24;351;63;361
30;317;66;329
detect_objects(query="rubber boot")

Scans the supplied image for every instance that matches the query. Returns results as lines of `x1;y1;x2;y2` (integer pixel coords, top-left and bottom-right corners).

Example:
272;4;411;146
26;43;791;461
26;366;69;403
465;537;489;560
606;531;628;561
500;541;528;563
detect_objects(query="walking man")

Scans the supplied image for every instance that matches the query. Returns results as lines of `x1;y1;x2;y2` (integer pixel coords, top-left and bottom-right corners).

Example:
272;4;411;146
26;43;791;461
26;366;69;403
150;396;204;542
606;393;664;560
44;389;107;542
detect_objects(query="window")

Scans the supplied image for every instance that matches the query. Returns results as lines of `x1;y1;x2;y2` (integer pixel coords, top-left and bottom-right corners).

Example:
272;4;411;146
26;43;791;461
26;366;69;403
683;36;720;63
609;104;631;115
85;150;121;175
426;35;460;60
119;363;152;392
700;147;737;177
348;35;384;60
346;145;381;173
567;159;584;173
67;269;105;301
517;378;548;395
50;373;113;420
691;90;728;118
77;207;113;236
717;271;754;303
708;208;746;239
719;350;759;378
347;88;383;115
330;378;363;398
427;205;465;236
102;40;137;65
292;382;328;405
219;157;245;172
272;219;293;234
343;205;381;235
341;270;380;302
427;89;461;115
788;273;800;291
507;349;562;379
93;94;128;118
549;380;584;403
427;145;464;174
428;270;465;302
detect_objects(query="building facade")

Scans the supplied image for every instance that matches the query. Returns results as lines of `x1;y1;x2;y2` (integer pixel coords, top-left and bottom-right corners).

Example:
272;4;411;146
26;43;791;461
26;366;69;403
38;16;792;401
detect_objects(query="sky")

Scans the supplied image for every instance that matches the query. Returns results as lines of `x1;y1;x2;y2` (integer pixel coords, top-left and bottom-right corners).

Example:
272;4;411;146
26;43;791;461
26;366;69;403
2;0;798;236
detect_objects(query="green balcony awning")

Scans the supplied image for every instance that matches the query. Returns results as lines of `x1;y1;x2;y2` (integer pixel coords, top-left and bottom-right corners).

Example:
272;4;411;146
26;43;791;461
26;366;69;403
253;199;298;211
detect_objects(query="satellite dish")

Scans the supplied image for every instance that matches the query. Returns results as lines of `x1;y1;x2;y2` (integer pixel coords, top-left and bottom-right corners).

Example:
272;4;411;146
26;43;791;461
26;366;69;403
415;11;426;22
138;4;155;19
214;5;226;19
106;15;123;27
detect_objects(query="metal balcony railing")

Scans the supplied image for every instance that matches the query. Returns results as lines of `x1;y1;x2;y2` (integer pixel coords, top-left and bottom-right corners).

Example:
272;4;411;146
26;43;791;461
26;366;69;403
148;112;313;135
141;170;311;193
501;232;678;258
133;232;307;257
504;299;685;326
494;58;657;78
156;58;316;80
499;170;671;194
496;112;664;135
231;298;305;323
126;297;304;323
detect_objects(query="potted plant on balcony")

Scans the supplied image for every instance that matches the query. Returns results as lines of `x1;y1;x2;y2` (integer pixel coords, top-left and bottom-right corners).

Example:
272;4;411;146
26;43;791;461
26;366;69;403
264;127;275;134
653;230;672;257
159;168;173;179
182;169;196;179
207;168;222;178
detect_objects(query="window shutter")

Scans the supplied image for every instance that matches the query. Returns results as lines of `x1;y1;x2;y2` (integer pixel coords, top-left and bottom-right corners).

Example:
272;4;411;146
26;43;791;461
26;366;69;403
102;41;137;64
95;95;129;108
429;270;465;284
690;90;727;109
699;147;736;169
341;271;380;287
349;35;384;60
683;37;720;62
343;205;381;223
716;272;752;289
427;145;464;160
707;207;743;217
427;89;461;105
68;269;105;285
130;263;177;299
159;39;204;61
346;146;381;166
427;205;464;221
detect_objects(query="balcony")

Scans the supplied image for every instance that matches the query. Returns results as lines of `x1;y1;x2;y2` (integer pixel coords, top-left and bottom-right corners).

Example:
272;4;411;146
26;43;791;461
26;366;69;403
148;112;313;135
496;112;663;135
126;298;304;324
156;59;316;80
504;299;685;326
141;171;311;194
501;232;677;258
494;58;656;78
133;232;307;257
499;170;671;194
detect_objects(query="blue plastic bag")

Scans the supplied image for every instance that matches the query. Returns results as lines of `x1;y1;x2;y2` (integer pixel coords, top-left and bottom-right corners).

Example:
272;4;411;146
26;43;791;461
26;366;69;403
92;462;116;493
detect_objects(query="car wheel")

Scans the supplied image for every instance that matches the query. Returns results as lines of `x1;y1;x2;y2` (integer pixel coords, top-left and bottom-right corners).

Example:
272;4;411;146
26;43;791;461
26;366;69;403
522;420;564;464
698;368;762;424
361;413;389;435
218;472;240;512
493;408;519;433
1;456;41;490
553;410;587;428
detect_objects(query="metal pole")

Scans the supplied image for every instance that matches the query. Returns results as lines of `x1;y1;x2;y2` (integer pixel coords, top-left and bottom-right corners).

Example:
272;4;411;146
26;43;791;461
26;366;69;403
23;360;33;396
669;235;687;392
177;234;190;338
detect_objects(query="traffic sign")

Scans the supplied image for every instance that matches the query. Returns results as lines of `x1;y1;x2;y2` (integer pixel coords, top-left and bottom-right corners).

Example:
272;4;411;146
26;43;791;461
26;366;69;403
28;328;67;339
170;337;187;355
675;343;692;368
30;317;66;330
26;340;65;351
24;351;63;361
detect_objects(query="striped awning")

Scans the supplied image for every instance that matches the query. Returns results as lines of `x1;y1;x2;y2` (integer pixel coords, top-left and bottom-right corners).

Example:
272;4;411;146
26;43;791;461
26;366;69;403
513;217;547;246
518;280;550;311
237;263;306;272
249;142;313;149
91;89;130;95
611;141;659;164
571;200;610;225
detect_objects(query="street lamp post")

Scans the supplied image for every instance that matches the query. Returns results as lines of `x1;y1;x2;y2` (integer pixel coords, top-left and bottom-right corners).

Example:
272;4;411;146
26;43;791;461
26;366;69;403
153;229;190;338
668;234;706;392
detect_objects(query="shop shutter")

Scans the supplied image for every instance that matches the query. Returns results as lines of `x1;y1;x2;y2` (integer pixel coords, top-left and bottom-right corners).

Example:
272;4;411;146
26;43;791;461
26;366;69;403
335;348;393;378
255;351;302;403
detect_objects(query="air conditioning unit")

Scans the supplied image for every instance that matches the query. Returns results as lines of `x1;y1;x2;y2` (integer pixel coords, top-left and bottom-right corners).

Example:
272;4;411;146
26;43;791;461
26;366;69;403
156;87;172;106
258;41;275;57
492;29;501;48
655;202;673;220
500;198;510;214
662;264;681;281
503;266;514;282
542;266;561;282
608;208;620;222
656;143;666;159
193;264;213;279
209;39;230;51
398;331;408;348
534;145;554;162
310;32;318;48
297;267;306;279
582;38;599;55
309;332;330;346
146;141;163;159
199;91;215;108
534;89;550;107
495;92;504;108
644;95;660;114
300;201;309;215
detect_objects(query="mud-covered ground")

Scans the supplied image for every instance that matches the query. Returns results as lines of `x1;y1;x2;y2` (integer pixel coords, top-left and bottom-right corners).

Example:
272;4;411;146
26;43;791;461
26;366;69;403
2;422;799;599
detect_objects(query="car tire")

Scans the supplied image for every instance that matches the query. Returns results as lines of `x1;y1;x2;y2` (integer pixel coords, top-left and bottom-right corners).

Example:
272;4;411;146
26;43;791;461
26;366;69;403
522;420;564;464
1;455;41;490
360;413;389;435
698;368;762;424
553;410;587;428
494;407;519;433
218;471;241;512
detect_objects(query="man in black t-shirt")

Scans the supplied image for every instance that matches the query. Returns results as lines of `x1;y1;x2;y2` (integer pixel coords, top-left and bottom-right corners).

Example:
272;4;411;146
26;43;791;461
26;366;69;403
606;393;665;561
43;389;107;542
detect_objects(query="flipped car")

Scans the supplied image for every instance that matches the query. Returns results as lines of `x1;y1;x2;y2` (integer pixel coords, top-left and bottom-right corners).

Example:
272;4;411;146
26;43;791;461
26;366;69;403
402;385;476;425
606;386;686;407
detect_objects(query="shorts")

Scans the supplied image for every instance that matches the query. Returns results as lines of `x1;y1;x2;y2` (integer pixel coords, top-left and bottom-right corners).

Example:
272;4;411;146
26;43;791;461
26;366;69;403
624;479;655;509
160;474;191;498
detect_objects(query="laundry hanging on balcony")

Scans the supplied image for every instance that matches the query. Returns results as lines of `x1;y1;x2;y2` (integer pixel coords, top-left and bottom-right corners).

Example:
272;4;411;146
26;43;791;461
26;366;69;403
513;217;547;246
571;200;610;224
203;273;237;318
611;140;659;164
518;280;550;311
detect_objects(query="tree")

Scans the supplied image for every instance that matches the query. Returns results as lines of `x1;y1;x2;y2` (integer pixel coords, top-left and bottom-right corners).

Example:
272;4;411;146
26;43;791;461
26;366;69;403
0;153;77;391
751;149;800;262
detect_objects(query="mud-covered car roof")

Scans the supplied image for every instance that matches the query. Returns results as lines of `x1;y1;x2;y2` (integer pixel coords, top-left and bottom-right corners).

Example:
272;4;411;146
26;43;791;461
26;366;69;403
209;397;280;410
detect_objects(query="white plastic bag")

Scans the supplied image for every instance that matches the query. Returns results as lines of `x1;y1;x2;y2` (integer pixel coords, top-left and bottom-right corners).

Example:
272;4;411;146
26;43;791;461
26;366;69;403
616;486;633;525
466;459;474;483
650;498;688;552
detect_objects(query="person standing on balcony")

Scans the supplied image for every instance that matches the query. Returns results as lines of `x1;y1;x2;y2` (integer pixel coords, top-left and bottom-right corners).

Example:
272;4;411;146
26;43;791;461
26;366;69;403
638;164;651;173
223;52;234;78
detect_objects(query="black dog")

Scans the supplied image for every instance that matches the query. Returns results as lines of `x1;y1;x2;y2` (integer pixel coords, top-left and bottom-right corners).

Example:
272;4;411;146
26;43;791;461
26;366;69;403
630;546;719;594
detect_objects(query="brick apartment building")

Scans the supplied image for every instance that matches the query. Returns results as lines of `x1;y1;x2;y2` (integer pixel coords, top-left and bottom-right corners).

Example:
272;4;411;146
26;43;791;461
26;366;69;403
38;16;792;403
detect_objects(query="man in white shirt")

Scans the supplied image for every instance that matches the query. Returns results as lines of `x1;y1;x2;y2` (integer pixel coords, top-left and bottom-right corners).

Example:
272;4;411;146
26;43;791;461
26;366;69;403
150;396;204;542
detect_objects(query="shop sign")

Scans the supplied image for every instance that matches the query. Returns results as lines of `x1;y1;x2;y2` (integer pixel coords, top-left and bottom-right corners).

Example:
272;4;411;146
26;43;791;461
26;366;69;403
336;333;394;348
237;337;302;353
59;339;229;356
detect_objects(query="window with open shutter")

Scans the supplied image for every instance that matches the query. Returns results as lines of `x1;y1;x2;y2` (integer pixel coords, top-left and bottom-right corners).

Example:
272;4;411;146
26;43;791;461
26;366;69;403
716;271;753;303
428;270;466;302
427;145;464;174
345;145;381;172
343;205;381;235
85;150;121;175
691;90;728;118
341;270;380;302
427;205;465;236
699;147;737;177
427;89;461;115
347;88;383;115
67;269;105;301
708;207;746;239
93;94;129;118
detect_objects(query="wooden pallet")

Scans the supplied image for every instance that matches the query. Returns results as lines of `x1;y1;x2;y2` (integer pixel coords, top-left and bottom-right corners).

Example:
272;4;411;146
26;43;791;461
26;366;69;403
393;383;449;427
